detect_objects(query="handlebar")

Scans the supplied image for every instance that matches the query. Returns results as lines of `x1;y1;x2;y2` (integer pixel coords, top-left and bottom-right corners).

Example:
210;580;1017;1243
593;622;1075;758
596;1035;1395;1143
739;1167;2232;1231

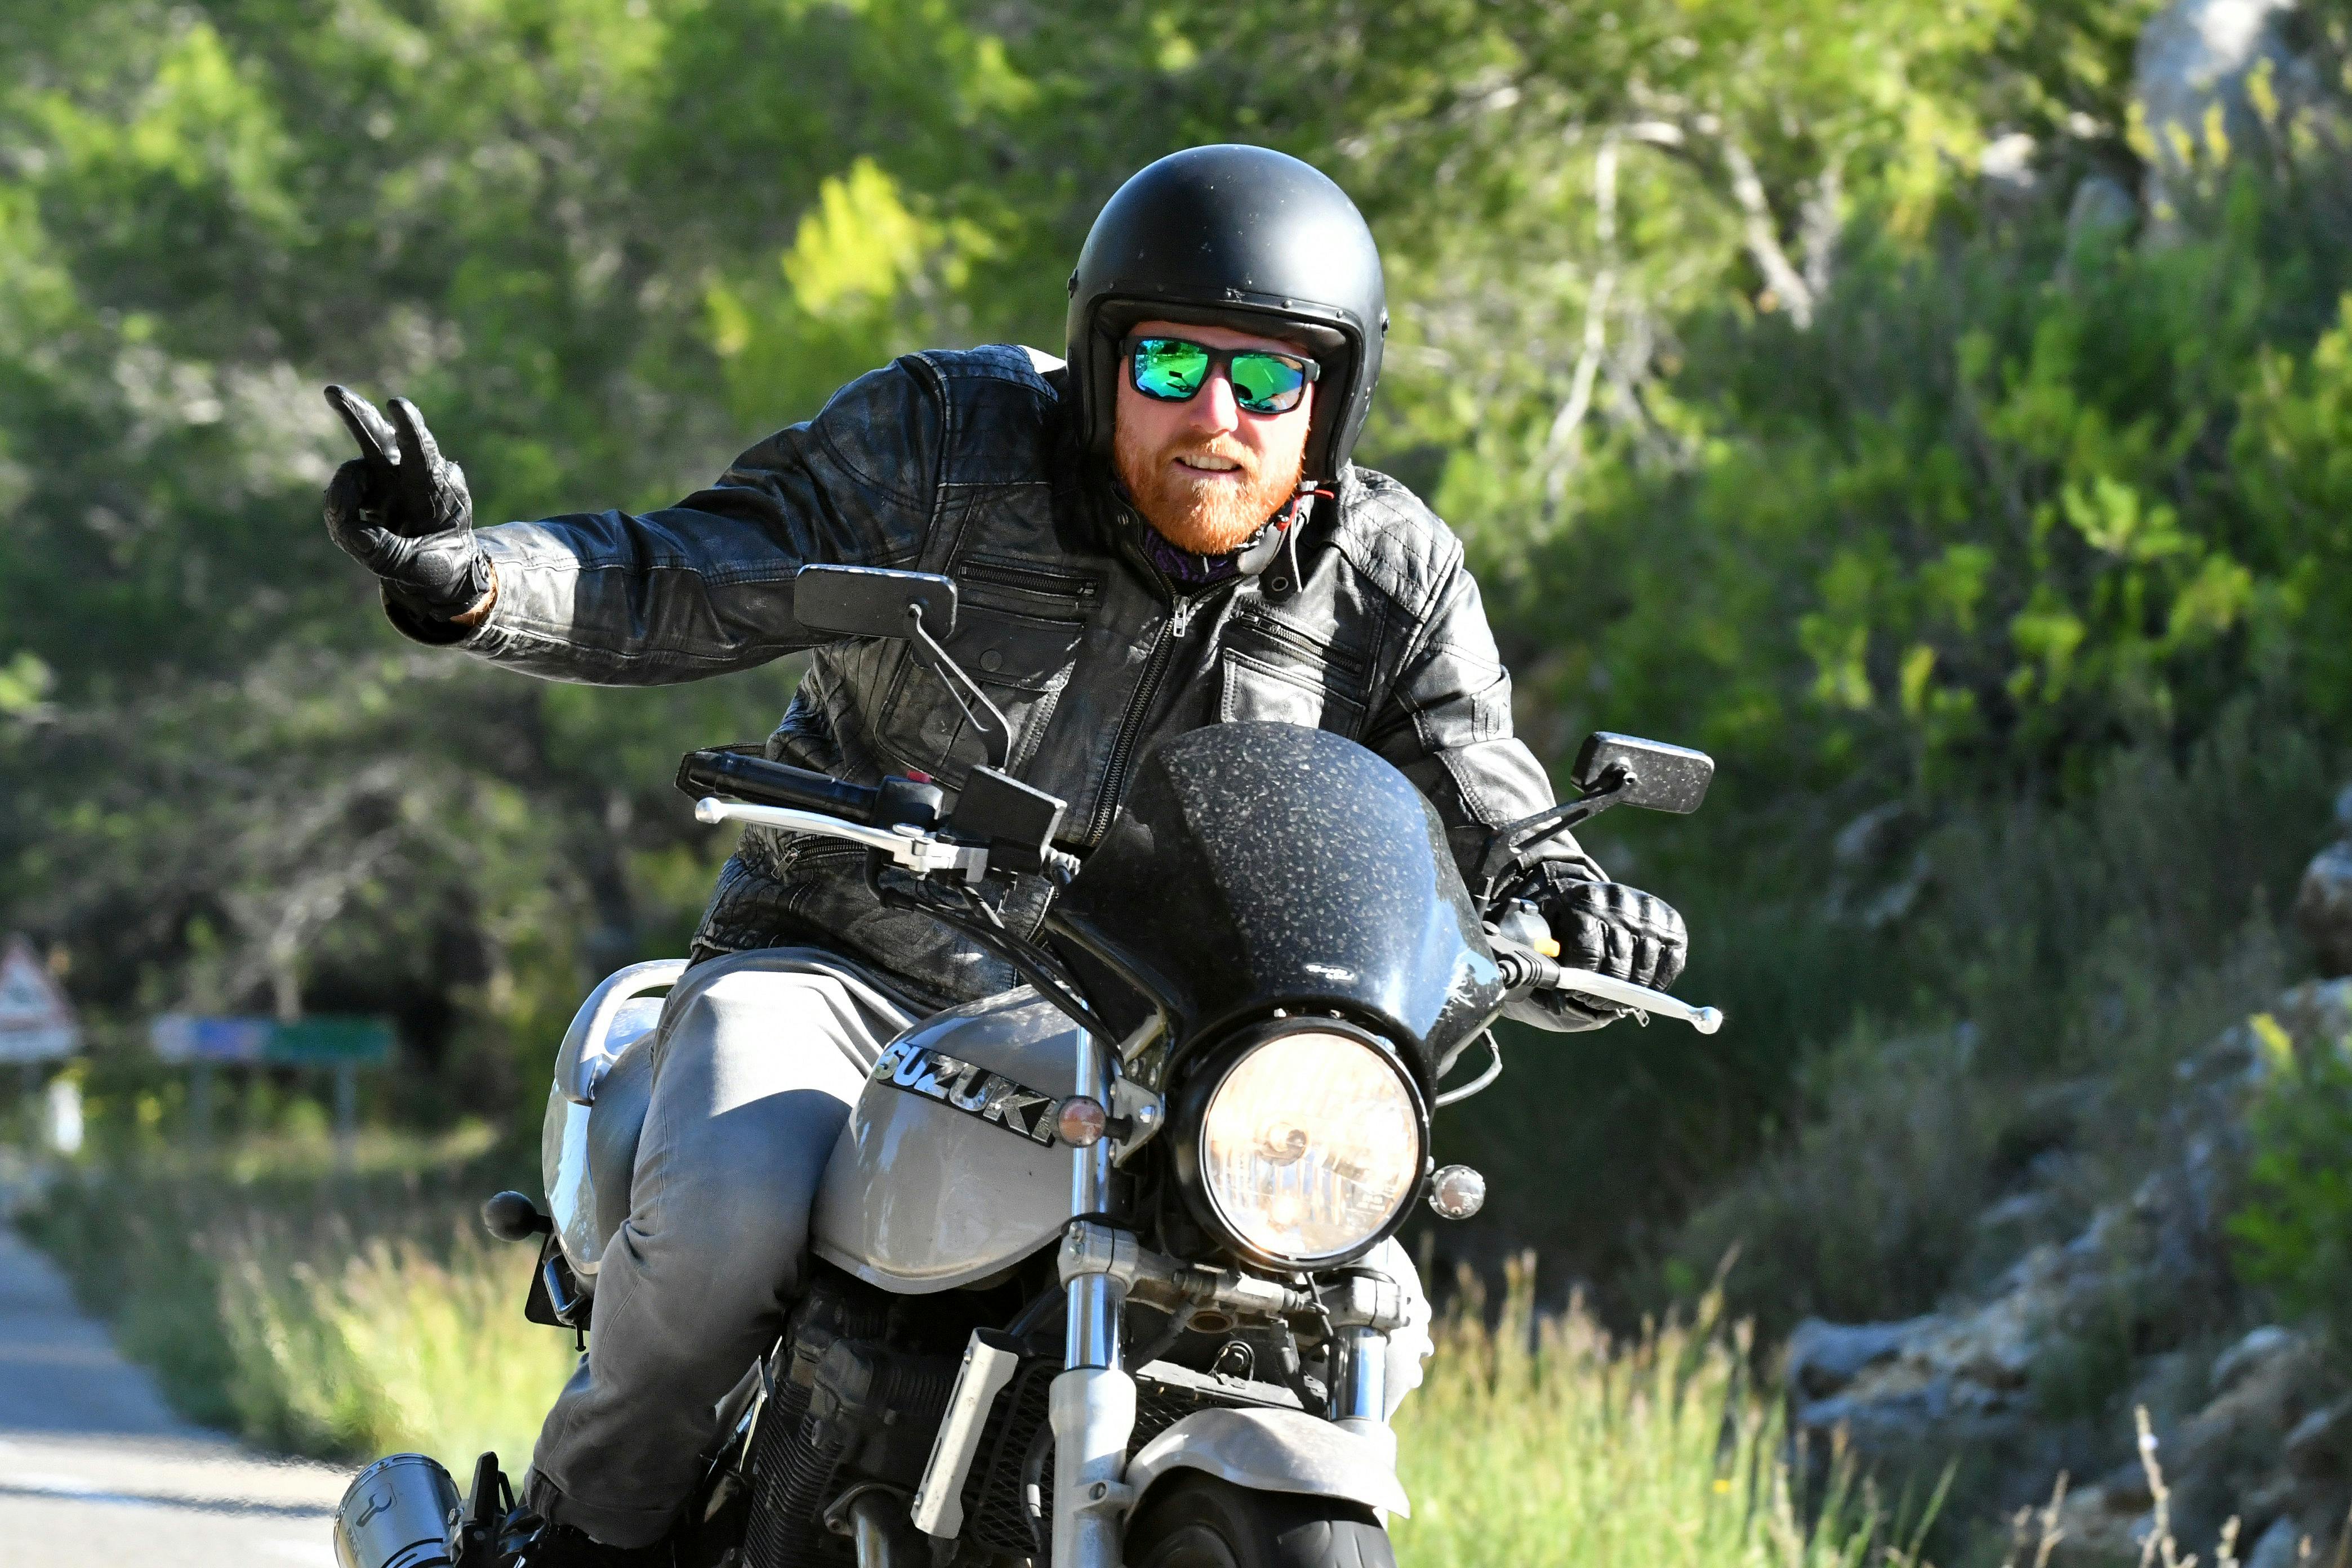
677;749;881;823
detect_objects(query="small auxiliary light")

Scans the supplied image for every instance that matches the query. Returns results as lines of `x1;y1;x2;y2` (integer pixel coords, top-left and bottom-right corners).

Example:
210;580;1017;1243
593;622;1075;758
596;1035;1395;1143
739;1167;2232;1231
1427;1164;1487;1220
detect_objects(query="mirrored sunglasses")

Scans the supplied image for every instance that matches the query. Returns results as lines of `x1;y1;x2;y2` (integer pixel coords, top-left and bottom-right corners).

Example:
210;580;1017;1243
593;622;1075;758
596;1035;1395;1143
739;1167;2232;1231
1128;336;1320;415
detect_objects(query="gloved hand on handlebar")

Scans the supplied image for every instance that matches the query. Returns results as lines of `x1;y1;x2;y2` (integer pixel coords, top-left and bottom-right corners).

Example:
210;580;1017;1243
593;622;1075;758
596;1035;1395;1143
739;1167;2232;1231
1503;866;1689;1033
320;386;494;623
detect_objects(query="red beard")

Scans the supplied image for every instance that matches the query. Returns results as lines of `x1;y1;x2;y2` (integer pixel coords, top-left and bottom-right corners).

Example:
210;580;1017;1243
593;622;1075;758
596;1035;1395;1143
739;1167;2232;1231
1114;428;1302;556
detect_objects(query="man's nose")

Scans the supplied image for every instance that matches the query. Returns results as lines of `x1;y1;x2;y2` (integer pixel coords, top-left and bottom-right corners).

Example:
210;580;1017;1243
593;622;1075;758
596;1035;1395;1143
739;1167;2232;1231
1181;368;1242;435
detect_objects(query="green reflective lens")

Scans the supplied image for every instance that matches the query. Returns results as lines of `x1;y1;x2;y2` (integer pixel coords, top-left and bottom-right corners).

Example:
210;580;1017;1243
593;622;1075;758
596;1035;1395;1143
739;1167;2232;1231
1228;353;1308;413
1129;337;1315;415
1133;339;1210;401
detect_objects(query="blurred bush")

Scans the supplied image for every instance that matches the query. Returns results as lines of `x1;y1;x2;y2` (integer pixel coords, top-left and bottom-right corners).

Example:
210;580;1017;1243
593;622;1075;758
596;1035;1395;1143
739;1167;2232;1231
1665;712;2317;1332
2231;999;2352;1355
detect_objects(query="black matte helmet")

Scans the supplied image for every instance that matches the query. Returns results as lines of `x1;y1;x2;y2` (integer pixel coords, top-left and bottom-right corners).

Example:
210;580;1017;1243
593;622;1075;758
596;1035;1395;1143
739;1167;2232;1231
1066;144;1388;484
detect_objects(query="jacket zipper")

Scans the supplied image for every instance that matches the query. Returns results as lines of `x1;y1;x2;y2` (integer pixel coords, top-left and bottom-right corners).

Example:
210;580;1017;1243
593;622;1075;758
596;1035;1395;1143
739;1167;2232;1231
959;557;1101;604
1229;610;1366;678
1084;581;1231;846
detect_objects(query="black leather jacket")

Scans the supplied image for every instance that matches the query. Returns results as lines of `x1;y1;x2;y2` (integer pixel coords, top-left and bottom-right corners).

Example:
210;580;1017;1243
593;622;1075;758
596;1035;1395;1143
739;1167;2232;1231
404;345;1598;1006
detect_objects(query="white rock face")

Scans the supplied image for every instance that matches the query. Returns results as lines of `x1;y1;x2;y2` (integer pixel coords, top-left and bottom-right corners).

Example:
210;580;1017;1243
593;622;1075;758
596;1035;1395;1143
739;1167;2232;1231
2135;0;2300;210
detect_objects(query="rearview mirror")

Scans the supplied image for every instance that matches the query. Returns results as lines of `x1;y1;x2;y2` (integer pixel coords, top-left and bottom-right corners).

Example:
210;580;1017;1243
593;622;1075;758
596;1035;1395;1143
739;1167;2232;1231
1571;732;1713;814
794;564;959;641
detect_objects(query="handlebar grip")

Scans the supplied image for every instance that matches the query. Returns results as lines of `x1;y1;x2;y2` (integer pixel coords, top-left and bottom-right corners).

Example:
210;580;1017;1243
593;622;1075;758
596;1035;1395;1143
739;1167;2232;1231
676;750;880;825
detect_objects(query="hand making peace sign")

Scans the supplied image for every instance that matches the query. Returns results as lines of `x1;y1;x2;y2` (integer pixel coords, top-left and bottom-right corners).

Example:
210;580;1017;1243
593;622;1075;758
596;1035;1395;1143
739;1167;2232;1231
320;386;493;623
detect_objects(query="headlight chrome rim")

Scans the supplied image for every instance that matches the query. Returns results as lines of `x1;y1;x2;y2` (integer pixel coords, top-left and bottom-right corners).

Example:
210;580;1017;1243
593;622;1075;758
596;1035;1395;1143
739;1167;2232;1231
1184;1017;1428;1269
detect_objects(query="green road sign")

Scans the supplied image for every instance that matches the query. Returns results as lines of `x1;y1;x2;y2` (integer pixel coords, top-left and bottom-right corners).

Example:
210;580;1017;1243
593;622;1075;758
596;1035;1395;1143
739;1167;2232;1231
266;1017;394;1064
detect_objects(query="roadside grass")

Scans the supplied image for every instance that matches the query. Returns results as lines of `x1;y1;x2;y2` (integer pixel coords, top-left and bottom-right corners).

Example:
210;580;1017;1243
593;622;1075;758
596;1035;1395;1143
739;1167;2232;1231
210;1217;576;1472
19;1128;575;1476
25;1151;1925;1567
1394;1253;1932;1568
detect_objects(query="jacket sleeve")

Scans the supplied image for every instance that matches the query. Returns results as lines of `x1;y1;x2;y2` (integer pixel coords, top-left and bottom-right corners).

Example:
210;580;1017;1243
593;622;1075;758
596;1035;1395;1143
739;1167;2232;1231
1367;555;1605;890
389;358;942;685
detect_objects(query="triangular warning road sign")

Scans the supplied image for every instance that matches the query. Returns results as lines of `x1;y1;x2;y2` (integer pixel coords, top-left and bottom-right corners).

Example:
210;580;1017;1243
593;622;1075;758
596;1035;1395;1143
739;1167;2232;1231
0;937;69;1028
0;936;79;1062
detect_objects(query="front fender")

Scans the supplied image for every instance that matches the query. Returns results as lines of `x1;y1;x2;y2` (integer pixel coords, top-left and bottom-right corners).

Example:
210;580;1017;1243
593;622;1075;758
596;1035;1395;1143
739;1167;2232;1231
1124;1407;1409;1518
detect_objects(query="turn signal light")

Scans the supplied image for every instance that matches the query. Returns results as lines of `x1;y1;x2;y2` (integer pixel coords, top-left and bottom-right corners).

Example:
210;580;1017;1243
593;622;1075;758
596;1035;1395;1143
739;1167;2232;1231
1056;1097;1108;1147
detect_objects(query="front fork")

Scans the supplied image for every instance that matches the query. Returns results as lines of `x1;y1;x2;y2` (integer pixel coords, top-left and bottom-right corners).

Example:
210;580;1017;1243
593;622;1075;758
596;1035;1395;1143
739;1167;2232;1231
1050;1023;1137;1568
1046;1028;1396;1568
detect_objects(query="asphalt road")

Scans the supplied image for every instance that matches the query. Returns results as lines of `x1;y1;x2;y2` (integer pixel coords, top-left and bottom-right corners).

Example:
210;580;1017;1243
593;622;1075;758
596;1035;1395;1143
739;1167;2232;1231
0;1222;355;1567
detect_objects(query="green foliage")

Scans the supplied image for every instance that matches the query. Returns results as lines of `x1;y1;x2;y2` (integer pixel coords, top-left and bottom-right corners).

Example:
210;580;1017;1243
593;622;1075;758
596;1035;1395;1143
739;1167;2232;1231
5;0;2352;1320
2230;994;2352;1353
1669;715;2316;1332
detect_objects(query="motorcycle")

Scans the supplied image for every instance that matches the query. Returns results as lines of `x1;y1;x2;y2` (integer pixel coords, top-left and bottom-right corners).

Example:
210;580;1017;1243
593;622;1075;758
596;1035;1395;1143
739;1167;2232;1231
331;563;1721;1568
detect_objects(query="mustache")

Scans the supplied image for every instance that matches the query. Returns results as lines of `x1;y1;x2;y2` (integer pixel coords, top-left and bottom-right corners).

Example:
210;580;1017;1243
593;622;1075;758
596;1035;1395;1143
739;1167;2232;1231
1158;438;1257;474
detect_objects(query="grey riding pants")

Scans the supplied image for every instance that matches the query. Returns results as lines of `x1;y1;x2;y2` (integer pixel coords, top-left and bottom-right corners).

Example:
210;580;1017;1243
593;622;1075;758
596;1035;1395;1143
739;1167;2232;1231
527;950;1432;1548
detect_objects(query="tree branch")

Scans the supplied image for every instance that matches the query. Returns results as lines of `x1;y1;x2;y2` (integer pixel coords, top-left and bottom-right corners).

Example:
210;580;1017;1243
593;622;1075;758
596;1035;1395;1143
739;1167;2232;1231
1544;133;1622;506
1720;137;1816;327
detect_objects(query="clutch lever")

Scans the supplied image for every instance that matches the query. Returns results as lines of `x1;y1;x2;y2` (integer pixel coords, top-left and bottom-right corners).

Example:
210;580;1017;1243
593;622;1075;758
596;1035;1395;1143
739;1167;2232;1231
1493;941;1723;1034
1548;964;1722;1034
693;798;990;880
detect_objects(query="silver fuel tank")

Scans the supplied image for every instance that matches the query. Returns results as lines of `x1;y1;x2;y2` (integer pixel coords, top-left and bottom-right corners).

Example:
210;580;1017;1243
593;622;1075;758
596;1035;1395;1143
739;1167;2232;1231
811;989;1080;1294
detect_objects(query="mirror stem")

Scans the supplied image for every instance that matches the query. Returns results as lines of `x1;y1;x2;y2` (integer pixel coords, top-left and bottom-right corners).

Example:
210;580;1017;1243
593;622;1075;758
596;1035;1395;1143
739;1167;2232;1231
1475;767;1632;899
904;605;1013;770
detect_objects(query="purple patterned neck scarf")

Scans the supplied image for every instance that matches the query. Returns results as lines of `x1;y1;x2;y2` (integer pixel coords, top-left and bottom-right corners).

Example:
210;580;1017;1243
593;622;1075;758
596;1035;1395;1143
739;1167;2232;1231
1138;523;1245;588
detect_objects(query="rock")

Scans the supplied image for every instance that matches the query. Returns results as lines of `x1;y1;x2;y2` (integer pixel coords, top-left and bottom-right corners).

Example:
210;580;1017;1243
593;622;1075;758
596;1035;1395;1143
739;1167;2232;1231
1975;1190;2064;1262
2135;0;2302;212
2271;978;2352;1046
2246;1514;2305;1568
2097;1456;2157;1512
2053;1480;2154;1563
1781;961;2352;1537
1788;1318;1921;1400
2295;841;2352;977
2286;1400;2352;1480
2214;1327;2301;1396
1981;132;2041;203
2065;175;2137;252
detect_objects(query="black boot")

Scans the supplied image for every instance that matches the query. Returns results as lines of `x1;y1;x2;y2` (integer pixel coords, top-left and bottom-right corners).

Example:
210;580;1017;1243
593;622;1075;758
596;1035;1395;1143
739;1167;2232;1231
501;1510;670;1567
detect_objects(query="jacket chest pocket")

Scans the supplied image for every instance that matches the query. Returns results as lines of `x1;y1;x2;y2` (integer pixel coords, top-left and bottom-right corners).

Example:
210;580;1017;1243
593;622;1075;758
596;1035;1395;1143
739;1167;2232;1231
1217;612;1369;737
879;562;1097;777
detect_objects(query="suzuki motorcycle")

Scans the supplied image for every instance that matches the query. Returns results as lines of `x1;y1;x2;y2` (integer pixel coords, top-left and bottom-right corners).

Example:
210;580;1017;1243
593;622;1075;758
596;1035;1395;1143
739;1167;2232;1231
332;564;1721;1568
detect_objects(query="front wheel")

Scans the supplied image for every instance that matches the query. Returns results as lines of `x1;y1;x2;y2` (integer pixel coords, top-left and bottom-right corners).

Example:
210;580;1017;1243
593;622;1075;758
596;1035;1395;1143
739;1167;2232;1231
1124;1475;1394;1568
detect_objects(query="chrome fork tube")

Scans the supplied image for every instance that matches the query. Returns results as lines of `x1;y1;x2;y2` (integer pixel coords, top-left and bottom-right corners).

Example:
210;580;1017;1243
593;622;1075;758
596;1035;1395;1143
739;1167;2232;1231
1052;1025;1135;1568
1332;1326;1390;1438
1064;1025;1123;1372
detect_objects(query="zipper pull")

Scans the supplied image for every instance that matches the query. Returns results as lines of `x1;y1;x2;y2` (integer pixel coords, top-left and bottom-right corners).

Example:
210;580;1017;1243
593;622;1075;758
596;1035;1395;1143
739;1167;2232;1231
1170;596;1200;639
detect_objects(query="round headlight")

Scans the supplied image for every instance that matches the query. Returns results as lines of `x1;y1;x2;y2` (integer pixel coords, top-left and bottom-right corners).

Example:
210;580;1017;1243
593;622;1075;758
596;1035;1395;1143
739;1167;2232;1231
1197;1027;1424;1264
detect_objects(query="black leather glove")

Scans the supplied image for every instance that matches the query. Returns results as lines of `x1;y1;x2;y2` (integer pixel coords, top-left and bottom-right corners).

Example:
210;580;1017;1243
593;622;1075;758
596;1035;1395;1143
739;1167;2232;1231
321;385;491;621
1502;866;1689;1033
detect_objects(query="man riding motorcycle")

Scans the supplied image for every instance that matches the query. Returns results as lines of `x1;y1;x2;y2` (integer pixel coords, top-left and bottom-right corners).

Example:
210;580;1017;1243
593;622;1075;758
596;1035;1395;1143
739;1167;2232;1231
322;144;1689;1565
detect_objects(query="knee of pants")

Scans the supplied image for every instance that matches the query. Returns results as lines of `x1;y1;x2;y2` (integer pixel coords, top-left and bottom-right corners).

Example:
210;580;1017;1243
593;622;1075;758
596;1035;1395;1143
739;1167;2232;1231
621;983;867;1311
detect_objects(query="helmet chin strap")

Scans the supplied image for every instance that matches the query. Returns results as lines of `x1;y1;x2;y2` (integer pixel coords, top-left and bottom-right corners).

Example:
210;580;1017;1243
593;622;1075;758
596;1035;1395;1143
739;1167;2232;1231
1236;482;1333;596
